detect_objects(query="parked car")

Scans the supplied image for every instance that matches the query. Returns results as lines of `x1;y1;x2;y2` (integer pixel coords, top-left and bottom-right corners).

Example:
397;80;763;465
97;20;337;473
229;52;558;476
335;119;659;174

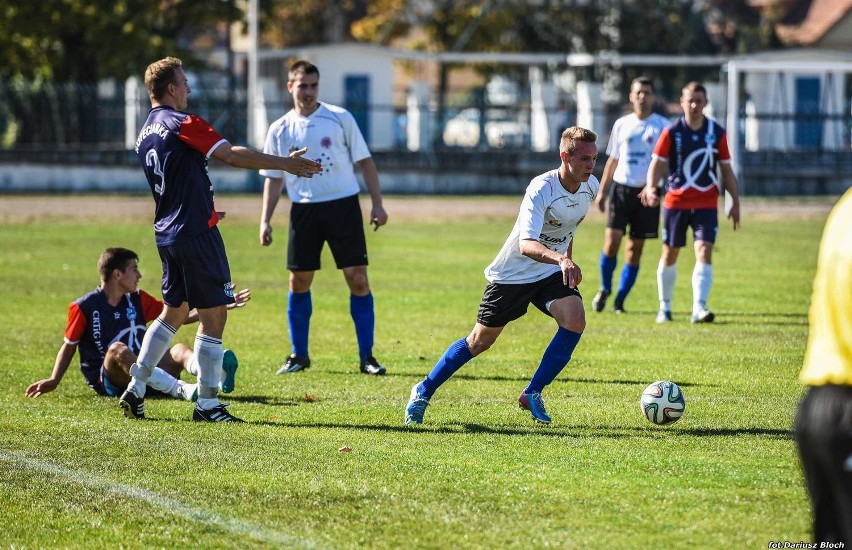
443;108;527;148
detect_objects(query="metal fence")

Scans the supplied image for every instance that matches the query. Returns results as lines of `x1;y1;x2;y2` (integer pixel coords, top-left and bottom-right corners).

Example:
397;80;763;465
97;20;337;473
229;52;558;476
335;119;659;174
1;80;850;155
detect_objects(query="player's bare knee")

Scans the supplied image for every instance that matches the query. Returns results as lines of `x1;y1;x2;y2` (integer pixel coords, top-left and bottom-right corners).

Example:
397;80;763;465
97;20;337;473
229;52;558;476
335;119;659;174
695;242;713;263
344;268;369;294
559;317;585;333
465;330;497;356
106;341;130;362
466;338;492;356
556;307;586;333
289;271;314;293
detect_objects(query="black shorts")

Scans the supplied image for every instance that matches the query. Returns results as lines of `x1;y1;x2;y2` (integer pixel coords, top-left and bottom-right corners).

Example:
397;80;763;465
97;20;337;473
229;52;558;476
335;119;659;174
288;194;368;271
158;227;235;310
607;183;660;239
661;207;718;248
794;384;852;543
477;271;582;328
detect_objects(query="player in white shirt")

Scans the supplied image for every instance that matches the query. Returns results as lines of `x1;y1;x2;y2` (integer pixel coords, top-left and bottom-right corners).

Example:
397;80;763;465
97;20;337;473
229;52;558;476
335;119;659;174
405;127;600;426
592;77;669;314
259;60;389;377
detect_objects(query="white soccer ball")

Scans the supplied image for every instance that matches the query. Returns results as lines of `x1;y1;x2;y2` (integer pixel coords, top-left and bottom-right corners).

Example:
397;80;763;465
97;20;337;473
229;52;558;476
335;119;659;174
640;380;685;425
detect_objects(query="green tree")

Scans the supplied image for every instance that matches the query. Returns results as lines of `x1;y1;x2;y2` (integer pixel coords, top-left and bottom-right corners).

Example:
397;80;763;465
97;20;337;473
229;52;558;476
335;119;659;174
0;0;240;83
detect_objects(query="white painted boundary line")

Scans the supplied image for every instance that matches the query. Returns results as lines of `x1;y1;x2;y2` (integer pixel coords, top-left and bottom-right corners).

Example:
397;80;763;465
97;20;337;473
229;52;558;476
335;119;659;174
0;450;323;549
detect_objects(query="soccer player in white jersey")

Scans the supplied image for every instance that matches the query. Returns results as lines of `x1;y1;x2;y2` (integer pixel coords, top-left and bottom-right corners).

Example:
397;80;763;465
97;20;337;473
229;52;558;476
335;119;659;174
259;60;389;376
405;127;599;425
592;77;669;314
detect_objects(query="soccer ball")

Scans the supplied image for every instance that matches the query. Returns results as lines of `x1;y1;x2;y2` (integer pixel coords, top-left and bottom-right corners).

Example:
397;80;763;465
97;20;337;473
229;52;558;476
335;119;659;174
640;381;685;425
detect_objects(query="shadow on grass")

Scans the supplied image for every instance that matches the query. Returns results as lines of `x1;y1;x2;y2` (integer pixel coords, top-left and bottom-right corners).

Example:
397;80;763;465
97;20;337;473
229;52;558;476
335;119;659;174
233;420;792;440
603;310;808;327
281;370;715;388
225;394;301;406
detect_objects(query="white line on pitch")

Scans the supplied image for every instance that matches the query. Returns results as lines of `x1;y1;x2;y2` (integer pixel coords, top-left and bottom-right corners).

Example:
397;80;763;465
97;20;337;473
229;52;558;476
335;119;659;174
0;450;324;549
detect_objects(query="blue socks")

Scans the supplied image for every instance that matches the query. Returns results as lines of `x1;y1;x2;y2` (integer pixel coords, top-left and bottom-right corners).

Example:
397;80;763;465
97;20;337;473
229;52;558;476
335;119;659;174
615;264;640;305
350;293;375;361
419;338;474;399
288;290;312;357
525;327;582;394
289;291;376;361
599;253;617;293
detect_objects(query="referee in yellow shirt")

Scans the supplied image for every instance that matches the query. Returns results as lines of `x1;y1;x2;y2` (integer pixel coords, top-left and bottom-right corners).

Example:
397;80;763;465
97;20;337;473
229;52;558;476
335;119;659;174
795;188;852;544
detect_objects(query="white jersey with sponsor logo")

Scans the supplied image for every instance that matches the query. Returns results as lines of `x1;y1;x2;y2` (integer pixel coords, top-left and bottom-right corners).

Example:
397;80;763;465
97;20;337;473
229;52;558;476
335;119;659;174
484;170;600;284
260;103;371;203
606;112;669;188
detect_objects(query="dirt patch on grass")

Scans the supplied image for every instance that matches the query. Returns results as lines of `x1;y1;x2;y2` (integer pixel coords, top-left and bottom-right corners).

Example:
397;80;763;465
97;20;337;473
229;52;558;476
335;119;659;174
0;193;837;224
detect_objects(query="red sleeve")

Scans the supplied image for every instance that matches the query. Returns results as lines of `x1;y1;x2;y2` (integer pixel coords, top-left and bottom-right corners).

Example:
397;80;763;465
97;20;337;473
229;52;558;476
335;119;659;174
140;290;165;322
178;114;226;157
64;302;87;343
652;127;671;158
716;132;731;162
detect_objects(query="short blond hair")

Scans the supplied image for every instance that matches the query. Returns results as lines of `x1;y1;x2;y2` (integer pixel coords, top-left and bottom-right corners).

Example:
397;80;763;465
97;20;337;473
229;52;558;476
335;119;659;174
559;126;597;155
144;57;183;102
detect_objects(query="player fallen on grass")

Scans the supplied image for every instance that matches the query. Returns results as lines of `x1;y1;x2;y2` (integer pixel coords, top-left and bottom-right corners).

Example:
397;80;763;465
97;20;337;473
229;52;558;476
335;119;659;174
25;247;249;400
405;126;599;426
122;56;321;422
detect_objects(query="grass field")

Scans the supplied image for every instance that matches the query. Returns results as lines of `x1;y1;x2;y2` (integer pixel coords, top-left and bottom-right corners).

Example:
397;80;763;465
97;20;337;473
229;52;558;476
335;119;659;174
0;194;836;548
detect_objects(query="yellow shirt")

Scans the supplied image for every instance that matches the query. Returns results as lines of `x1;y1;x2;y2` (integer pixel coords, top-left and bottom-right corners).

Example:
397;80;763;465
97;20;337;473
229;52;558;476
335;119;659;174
800;189;852;386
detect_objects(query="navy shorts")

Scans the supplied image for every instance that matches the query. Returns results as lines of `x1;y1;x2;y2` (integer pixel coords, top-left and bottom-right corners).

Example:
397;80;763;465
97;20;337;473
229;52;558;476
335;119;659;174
477;271;582;328
661;207;718;248
288;194;368;271
158;227;235;309
607;183;660;239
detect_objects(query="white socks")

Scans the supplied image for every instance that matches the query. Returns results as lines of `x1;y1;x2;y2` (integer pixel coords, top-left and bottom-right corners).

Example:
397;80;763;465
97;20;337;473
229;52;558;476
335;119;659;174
656;261;714;314
187;352;226;385
145;367;180;396
128;319;177;396
657;261;677;312
692;261;713;314
193;334;224;410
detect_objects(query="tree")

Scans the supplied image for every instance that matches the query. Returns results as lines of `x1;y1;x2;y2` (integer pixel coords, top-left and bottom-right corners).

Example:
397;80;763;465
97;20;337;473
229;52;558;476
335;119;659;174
260;0;368;47
0;0;241;83
0;0;242;147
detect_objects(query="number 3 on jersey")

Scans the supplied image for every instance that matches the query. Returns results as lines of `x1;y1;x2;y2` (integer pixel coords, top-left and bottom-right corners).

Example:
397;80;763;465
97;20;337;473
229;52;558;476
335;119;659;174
145;149;165;195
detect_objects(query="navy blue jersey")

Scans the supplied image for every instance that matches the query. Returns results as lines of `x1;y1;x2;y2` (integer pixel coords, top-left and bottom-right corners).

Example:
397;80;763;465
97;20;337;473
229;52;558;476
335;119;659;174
64;288;163;393
652;116;731;210
135;106;228;246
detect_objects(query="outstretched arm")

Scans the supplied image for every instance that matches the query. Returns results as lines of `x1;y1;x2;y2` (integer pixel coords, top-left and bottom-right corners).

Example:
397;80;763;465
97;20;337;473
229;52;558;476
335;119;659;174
26;342;77;397
212;144;322;177
184;288;251;324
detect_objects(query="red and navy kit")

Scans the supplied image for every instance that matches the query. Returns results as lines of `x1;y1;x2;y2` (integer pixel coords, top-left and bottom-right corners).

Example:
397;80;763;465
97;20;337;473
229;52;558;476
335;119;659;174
134;106;228;246
652;116;732;210
64;288;163;394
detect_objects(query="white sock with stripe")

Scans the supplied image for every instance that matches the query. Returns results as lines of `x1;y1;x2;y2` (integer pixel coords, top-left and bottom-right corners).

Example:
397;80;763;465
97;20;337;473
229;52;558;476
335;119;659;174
692;261;713;314
193;334;224;410
657;261;677;312
145;367;180;397
128;319;177;396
